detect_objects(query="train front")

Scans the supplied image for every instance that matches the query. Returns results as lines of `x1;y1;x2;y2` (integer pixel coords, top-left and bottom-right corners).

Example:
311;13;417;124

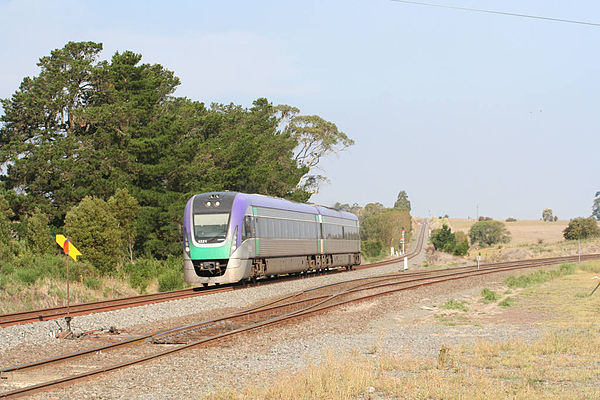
183;192;251;286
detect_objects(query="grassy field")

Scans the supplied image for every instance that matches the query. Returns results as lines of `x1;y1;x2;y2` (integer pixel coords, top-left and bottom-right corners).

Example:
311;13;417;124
210;262;600;399
448;218;570;245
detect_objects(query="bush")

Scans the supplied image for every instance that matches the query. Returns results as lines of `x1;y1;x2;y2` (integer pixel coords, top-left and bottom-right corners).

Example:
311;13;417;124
65;196;127;274
431;224;455;251
481;288;499;303
361;240;383;258
505;217;517;222
498;297;514;307
469;220;510;247
453;240;469;256
14;268;40;285
121;256;184;293
563;217;600;240
84;275;102;290
18;208;55;254
431;225;470;256
158;269;185;292
122;258;159;293
441;299;468;312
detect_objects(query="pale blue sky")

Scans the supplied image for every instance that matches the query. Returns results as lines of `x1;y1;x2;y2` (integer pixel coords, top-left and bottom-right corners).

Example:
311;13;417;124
1;0;598;219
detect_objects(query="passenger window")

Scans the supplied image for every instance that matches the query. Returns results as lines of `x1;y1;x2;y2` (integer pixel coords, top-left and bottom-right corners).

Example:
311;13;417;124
242;216;255;241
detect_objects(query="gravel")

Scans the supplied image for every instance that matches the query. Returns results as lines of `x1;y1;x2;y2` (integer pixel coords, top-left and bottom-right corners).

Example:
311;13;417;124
0;258;412;352
2;232;549;399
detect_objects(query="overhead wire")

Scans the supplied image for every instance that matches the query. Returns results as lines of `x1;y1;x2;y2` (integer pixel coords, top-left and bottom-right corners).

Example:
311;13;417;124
390;0;600;27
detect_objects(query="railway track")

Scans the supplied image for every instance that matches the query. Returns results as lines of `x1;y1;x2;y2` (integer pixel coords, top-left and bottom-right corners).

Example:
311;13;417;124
1;245;596;398
0;220;429;328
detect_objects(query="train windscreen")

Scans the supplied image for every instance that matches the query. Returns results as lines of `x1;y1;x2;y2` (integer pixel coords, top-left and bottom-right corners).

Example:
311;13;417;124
193;213;229;243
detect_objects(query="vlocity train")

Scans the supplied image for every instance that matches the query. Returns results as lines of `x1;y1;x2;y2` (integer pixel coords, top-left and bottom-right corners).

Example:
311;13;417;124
183;192;361;286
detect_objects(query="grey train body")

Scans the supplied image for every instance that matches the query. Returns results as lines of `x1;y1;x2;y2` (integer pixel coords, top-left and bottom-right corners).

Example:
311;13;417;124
183;192;361;286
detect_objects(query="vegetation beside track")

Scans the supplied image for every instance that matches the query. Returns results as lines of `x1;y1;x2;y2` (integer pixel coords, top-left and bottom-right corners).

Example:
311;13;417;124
427;217;600;268
0;254;185;314
210;261;600;399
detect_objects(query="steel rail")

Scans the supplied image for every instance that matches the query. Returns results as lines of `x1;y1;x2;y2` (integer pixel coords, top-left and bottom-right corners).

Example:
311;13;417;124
2;247;596;398
0;220;429;327
1;246;589;399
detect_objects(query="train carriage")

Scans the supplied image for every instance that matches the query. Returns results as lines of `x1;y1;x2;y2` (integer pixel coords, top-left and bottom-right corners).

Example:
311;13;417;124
183;192;361;286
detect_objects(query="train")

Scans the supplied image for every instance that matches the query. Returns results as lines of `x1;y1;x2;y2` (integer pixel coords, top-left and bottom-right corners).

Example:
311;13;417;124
183;192;361;286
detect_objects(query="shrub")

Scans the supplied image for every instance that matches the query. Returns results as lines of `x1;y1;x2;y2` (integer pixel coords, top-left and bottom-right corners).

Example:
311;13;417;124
123;258;159;293
441;299;468;312
498;297;514;307
431;225;469;256
158;269;185;292
505;217;517;222
563;217;600;240
14;268;40;285
452;240;469;256
361;240;383;258
65;196;127;274
469;220;511;247
431;224;455;251
19;208;54;254
481;288;499;303
84;275;102;290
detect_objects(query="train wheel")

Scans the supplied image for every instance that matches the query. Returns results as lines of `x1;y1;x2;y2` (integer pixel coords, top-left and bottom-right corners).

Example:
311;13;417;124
202;283;208;288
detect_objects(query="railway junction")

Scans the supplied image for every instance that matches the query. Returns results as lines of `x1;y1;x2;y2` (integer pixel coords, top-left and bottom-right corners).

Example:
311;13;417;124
1;221;599;398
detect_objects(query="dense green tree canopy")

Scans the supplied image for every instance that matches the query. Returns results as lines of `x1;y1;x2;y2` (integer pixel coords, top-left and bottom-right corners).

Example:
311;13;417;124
0;41;352;263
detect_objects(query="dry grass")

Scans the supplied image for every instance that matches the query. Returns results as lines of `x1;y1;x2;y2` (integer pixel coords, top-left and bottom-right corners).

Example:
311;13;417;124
448;218;570;245
209;262;600;399
0;277;137;314
427;218;600;265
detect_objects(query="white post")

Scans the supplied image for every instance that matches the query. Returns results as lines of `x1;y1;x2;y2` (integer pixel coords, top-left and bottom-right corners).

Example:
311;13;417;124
477;255;481;270
403;256;408;271
401;228;405;255
578;239;581;263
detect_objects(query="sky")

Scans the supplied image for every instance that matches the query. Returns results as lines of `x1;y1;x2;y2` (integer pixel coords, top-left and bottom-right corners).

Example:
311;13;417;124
0;0;598;220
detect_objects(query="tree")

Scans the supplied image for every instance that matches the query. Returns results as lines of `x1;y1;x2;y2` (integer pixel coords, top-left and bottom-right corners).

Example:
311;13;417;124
360;209;411;251
65;196;126;273
18;208;54;255
563;217;600;240
593;196;600;221
1;42;351;259
542;208;553;222
431;224;455;251
394;190;411;212
361;240;383;258
0;193;18;260
332;202;361;216
275;105;354;194
361;203;384;220
469;220;511;247
453;231;470;256
107;188;140;263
